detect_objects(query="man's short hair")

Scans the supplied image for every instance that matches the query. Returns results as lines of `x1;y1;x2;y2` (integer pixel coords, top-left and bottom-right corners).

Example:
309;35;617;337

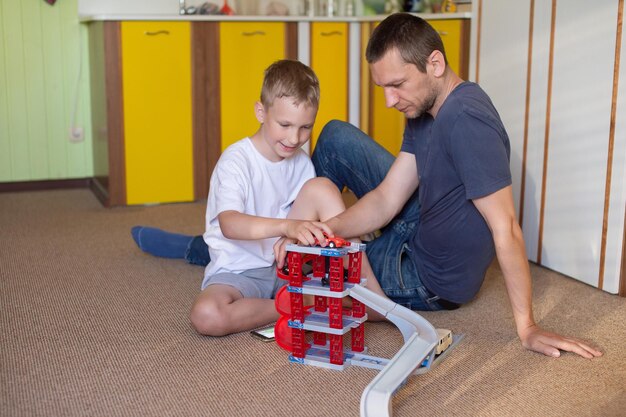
366;13;448;72
261;60;320;109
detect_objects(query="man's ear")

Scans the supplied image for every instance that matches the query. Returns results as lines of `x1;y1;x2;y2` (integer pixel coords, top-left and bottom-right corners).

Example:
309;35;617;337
429;50;446;77
254;101;265;123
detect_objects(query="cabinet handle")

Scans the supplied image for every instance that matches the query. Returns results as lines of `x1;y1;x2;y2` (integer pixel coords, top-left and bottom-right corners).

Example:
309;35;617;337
437;31;448;36
242;31;266;36
144;30;170;36
321;31;343;37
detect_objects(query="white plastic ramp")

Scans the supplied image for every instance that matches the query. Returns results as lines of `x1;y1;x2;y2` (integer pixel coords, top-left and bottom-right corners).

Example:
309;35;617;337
360;333;436;417
348;286;439;417
349;286;438;343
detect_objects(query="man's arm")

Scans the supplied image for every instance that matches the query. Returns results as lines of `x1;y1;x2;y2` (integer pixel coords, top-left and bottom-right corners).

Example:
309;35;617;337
473;185;602;359
326;152;420;238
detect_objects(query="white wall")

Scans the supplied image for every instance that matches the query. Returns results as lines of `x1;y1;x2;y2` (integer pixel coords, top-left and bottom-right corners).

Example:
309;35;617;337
474;0;625;293
78;0;280;16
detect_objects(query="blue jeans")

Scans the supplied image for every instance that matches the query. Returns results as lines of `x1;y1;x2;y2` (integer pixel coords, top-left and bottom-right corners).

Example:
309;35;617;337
312;120;446;311
185;235;211;266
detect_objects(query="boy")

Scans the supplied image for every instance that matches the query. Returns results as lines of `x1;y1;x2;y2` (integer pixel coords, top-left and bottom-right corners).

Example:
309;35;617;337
184;60;382;336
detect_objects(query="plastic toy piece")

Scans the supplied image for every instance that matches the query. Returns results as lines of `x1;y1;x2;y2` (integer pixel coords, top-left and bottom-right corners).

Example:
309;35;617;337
361;333;433;417
349;286;437;417
435;328;453;354
328;236;350;248
313;234;351;248
275;239;460;417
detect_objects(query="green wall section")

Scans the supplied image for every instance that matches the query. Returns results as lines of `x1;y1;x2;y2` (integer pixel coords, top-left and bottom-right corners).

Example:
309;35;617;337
0;0;93;182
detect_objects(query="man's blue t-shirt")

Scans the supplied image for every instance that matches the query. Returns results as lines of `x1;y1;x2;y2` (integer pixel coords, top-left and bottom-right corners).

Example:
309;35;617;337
401;82;511;304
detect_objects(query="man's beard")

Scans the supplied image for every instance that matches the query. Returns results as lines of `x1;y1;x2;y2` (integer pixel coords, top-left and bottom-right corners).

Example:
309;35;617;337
405;88;437;119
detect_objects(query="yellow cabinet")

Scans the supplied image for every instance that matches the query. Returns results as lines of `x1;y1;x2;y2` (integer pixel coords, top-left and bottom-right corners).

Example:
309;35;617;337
219;22;287;150
429;19;468;79
310;22;349;150
121;21;194;205
366;19;470;156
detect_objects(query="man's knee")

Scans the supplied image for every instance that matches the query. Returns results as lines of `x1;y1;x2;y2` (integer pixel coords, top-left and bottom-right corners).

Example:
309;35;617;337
318;120;350;145
313;120;353;169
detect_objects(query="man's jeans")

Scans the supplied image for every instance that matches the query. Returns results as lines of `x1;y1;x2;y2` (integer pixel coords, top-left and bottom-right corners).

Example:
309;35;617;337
312;120;444;311
186;235;211;266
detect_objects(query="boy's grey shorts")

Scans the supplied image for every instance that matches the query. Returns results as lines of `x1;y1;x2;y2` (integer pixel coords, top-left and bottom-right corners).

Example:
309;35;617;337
201;265;288;299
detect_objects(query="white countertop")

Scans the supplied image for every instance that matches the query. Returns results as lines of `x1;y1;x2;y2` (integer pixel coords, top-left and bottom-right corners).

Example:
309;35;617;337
79;12;471;23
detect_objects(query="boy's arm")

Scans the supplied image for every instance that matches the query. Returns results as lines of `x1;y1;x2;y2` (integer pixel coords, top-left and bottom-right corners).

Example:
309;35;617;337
218;210;333;243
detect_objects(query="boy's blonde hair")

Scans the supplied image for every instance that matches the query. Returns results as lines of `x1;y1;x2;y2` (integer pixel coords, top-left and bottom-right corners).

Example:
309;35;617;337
260;60;320;109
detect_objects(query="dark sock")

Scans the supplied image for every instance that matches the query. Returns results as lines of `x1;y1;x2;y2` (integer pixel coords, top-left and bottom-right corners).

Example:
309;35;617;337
131;226;193;259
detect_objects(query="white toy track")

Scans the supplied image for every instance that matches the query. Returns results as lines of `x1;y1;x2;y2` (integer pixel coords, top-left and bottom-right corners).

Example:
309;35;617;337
349;286;463;417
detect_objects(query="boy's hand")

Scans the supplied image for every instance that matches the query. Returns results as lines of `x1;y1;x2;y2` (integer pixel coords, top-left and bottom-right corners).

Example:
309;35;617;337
275;220;335;269
274;236;297;270
284;220;334;247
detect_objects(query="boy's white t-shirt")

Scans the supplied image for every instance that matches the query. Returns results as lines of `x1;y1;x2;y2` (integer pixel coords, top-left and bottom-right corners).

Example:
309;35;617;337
202;137;315;285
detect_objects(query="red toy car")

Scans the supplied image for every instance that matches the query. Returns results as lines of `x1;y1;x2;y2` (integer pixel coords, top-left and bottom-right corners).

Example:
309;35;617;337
314;234;351;248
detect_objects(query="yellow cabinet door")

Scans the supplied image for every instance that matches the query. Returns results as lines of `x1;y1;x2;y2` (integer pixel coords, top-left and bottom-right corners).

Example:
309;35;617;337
310;22;349;150
121;21;194;205
368;19;466;156
219;22;286;151
429;19;464;77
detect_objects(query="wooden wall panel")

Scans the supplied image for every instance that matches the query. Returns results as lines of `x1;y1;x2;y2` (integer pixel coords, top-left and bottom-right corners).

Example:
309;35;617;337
605;0;625;294
541;1;616;286
191;22;220;201
0;0;93;183
523;0;553;263
476;0;530;223
0;0;6;178
1;0;30;181
476;0;626;294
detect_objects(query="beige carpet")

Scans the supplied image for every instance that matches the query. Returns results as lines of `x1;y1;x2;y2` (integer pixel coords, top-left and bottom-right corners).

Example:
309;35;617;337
1;189;625;417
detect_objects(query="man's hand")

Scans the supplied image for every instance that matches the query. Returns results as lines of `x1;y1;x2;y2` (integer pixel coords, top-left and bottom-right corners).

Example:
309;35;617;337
519;324;603;359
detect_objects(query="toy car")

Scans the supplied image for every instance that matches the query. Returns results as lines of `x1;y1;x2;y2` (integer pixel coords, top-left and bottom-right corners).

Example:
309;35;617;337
314;234;351;248
321;268;349;287
435;328;453;355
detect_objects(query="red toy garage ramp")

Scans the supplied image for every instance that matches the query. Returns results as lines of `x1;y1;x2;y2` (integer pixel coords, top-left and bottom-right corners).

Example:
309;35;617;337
274;285;291;316
274;316;293;351
274;286;292;351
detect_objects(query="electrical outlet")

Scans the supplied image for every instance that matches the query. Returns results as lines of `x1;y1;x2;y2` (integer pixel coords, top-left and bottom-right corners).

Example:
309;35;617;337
69;127;84;143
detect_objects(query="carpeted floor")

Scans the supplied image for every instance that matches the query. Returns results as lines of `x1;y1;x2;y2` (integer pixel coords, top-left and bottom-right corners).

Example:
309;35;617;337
1;189;625;417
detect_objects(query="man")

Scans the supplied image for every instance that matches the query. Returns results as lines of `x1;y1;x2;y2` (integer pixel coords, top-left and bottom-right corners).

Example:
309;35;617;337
305;13;601;359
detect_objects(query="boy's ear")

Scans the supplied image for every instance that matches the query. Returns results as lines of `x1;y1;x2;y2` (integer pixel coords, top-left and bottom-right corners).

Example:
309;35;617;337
254;101;265;123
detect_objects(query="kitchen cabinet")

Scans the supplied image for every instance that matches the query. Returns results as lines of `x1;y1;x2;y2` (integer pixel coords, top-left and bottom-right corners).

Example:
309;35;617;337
87;16;468;206
121;21;194;205
365;19;470;156
310;22;349;150
430;19;470;81
219;22;291;151
89;20;297;206
89;21;195;206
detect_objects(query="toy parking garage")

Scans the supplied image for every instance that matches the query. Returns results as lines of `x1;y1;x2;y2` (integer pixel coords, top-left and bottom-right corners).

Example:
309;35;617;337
273;240;462;417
